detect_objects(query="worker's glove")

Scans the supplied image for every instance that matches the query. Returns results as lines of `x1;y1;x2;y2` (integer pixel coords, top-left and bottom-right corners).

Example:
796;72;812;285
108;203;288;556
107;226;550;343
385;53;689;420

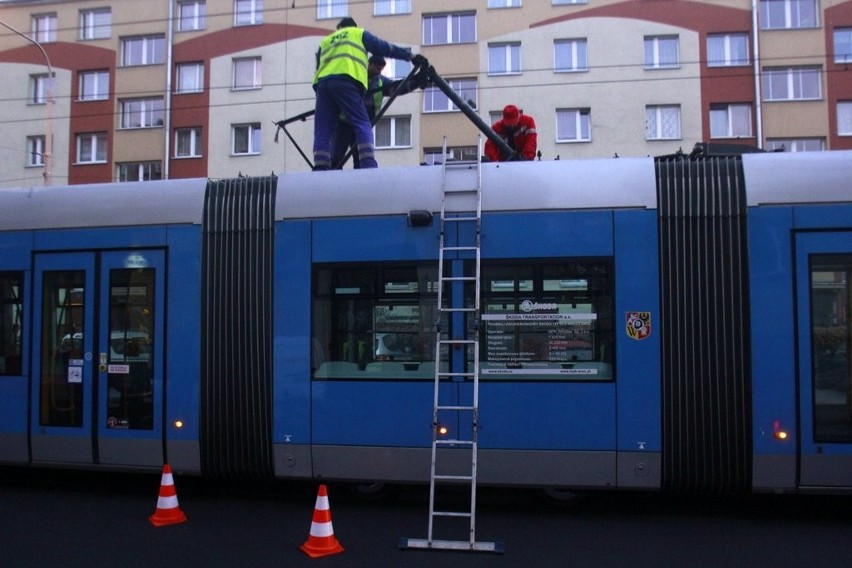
413;68;431;90
411;54;428;67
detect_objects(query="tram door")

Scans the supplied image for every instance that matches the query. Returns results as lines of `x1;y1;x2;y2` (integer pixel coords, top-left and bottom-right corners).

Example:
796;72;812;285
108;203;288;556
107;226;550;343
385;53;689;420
796;232;852;487
31;250;165;467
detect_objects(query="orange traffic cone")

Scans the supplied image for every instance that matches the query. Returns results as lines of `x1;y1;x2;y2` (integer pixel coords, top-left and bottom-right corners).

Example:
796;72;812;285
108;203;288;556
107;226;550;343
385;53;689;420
300;484;344;558
149;464;188;527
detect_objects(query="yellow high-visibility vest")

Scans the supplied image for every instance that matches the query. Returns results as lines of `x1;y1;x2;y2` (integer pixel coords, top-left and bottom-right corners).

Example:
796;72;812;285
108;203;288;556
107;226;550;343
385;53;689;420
314;28;368;90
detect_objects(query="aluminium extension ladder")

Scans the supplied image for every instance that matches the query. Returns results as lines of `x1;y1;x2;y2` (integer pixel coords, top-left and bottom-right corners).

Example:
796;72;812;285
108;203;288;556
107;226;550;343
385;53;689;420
401;138;503;554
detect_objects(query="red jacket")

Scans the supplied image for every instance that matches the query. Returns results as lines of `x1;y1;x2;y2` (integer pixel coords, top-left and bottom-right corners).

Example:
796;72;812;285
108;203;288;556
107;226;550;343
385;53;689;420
484;114;537;161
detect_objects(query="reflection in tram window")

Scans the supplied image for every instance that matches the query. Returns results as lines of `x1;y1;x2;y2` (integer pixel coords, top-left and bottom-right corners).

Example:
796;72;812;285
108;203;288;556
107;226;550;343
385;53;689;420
39;271;85;427
481;260;615;381
313;263;441;378
811;255;852;442
0;272;23;376
106;269;155;430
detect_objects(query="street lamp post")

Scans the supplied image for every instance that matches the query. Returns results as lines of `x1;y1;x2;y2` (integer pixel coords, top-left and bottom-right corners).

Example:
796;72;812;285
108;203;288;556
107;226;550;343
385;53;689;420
1;19;54;185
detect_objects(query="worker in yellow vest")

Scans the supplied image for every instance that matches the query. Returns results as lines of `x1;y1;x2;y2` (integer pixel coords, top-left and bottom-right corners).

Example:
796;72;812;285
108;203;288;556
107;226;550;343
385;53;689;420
312;17;424;170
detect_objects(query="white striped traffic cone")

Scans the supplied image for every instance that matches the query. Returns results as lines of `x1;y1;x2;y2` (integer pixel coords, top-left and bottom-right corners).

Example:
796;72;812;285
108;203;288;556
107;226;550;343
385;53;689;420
149;464;188;527
300;484;344;558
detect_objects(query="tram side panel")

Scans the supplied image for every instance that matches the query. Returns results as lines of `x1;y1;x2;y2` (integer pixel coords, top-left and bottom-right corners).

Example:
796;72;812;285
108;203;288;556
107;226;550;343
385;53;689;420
299;216;442;483
272;220;314;479
0;231;34;464
475;209;660;489
285;203;661;488
164;225;204;474
748;205;798;491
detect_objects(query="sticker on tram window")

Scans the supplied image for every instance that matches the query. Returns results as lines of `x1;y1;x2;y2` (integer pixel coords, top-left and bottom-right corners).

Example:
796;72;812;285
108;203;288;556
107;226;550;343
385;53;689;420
626;311;651;340
67;366;83;383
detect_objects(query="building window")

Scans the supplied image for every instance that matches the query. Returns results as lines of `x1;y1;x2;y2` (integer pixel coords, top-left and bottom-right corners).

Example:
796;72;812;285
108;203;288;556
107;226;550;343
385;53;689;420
422;13;476;46
644;35;679;69
232;123;261;155
29;74;50;105
80;8;111;40
375;116;411;148
117;162;162;182
317;0;347;19
375;0;410;15
424;79;476;113
839;102;852;136
121;36;166;66
77;133;108;163
423;145;478;164
707;33;749;67
710;104;752;138
386;59;412;80
646;105;681;140
557;108;591;142
175;128;203;157
26;136;46;167
235;0;263;26
554;39;588;72
79;70;109;101
765;138;825;151
120;98;165;129
233;57;262;90
176;62;204;94
835;28;852;64
178;1;206;31
31;13;57;43
488;0;522;7
488;43;521;75
762;67;821;101
760;0;818;30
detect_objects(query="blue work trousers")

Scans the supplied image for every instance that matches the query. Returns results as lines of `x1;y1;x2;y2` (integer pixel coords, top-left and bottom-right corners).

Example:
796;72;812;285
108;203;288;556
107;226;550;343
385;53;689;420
313;77;377;170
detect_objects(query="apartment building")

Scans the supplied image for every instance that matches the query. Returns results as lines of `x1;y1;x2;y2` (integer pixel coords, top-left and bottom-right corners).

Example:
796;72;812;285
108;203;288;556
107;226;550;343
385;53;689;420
0;0;850;187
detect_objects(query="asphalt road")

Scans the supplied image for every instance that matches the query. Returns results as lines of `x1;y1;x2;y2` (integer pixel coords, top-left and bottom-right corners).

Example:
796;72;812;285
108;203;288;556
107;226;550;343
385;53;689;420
2;466;852;567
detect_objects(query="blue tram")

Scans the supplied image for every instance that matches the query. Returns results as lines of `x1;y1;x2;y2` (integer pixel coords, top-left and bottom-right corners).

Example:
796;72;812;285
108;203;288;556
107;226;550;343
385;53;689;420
0;150;850;495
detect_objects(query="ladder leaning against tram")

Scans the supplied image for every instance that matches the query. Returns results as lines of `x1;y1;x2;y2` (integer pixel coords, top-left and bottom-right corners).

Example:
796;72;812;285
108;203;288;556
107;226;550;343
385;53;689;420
274;56;519;553
400;136;503;553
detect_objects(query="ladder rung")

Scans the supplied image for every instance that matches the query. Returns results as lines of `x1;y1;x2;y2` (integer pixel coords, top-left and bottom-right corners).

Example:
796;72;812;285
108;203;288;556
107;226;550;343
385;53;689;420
442;246;478;252
441;276;476;282
444;187;479;193
433;510;473;518
443;216;479;223
436;405;475;411
434;473;473;481
435;439;474;446
440;307;476;313
438;339;477;345
436;374;476;380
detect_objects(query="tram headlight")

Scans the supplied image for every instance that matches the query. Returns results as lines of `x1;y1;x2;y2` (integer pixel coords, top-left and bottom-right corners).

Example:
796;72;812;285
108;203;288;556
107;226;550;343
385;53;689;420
773;420;788;441
436;423;449;436
174;420;184;429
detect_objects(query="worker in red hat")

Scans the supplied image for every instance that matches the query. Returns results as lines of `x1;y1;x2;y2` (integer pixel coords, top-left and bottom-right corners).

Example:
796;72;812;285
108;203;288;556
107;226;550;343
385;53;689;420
484;104;538;162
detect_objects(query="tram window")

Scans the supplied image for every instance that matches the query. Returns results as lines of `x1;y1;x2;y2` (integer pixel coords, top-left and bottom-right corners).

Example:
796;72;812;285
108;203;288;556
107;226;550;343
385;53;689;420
480;259;615;381
40;271;85;427
313;264;441;379
810;255;852;442
106;269;155;430
0;272;23;376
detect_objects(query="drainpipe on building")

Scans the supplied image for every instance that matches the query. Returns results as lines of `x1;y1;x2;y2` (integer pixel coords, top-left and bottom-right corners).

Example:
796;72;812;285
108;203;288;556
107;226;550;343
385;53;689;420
752;0;763;149
0;19;54;185
164;1;175;179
